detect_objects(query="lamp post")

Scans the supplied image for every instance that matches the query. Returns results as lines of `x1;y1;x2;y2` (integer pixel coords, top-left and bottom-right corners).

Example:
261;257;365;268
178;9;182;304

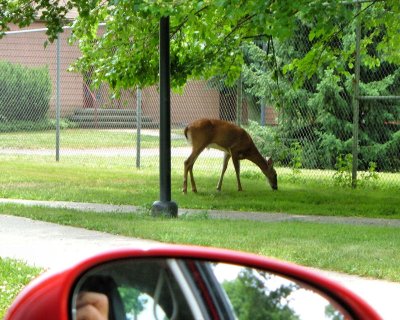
151;16;178;217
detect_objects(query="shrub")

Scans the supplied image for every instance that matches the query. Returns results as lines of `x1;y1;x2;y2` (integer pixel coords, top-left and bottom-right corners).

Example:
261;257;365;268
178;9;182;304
333;153;380;188
289;141;303;179
0;61;52;122
333;153;353;187
244;120;282;161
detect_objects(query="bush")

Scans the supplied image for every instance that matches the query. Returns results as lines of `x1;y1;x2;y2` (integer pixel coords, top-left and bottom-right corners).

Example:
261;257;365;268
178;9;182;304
244;120;284;162
0;61;52;122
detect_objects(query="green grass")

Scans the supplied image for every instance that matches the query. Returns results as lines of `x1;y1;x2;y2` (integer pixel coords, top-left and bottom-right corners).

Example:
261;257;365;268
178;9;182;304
0;152;398;315
0;128;186;149
0;155;399;218
2;204;400;282
0;258;42;319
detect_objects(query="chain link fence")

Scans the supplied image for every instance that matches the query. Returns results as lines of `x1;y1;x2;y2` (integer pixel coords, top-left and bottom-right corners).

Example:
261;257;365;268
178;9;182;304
0;11;399;188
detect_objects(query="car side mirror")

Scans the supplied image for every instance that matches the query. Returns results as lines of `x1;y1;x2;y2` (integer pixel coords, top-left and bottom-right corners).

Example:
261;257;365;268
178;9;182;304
72;258;349;320
6;245;382;320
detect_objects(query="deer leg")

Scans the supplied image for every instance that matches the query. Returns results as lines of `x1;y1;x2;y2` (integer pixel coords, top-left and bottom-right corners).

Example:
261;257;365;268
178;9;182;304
217;152;231;191
188;164;197;192
183;147;205;193
231;156;242;191
183;166;188;193
183;156;194;193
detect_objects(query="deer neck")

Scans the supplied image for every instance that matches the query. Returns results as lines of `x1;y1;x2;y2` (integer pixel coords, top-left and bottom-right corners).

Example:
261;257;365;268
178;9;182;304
246;149;270;174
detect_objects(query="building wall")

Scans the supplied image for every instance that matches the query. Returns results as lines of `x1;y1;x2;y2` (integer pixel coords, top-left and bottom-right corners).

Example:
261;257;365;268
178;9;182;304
141;82;220;127
1;24;222;125
265;106;278;126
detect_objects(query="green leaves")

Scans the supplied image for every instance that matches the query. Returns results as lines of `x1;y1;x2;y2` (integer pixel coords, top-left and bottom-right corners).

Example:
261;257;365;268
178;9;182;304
2;0;400;93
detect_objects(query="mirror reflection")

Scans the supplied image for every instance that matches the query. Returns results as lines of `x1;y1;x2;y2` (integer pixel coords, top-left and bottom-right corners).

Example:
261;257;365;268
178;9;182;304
71;258;347;320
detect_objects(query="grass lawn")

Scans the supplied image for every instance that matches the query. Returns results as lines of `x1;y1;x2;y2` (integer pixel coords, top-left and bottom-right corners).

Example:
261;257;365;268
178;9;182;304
0;258;42;319
0;129;186;149
0;155;398;218
0;153;398;316
3;206;399;317
2;204;400;283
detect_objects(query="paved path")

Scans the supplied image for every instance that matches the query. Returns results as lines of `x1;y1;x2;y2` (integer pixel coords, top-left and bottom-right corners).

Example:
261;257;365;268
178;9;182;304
1;198;400;319
0;214;156;270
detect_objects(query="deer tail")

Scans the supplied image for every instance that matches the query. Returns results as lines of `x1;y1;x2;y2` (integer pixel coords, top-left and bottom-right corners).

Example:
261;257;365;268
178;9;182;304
184;125;193;144
184;125;189;140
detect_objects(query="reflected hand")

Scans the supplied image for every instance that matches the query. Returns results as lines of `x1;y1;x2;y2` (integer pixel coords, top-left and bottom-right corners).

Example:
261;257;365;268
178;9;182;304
76;291;109;320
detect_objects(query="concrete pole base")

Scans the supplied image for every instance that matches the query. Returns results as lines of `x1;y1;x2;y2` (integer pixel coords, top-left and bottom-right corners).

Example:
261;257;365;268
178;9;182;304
151;200;178;218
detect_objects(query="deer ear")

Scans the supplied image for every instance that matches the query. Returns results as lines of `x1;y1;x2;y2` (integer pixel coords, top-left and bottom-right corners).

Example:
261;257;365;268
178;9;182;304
267;157;273;167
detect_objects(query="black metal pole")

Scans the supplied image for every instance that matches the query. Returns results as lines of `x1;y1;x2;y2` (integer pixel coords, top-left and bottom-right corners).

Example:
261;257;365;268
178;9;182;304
159;16;171;201
151;16;178;217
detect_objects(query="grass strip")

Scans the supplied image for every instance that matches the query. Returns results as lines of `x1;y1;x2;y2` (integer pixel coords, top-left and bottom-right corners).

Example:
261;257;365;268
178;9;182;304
2;204;400;283
0;129;186;149
0;156;399;219
0;258;42;319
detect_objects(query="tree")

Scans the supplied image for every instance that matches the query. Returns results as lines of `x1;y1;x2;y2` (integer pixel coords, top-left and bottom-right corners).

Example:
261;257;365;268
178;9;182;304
2;1;399;92
2;2;399;172
118;287;148;320
325;304;345;320
222;268;300;320
241;3;400;172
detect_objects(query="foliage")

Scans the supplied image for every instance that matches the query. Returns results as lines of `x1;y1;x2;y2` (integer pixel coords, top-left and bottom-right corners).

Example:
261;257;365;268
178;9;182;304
245;121;304;178
284;1;400;83
241;8;400;172
289;141;303;178
359;161;379;188
68;1;352;90
0;62;51;122
1;1;399;91
333;154;354;187
325;304;345;320
244;120;281;159
118;287;147;318
2;0;399;174
333;153;380;188
223;268;299;320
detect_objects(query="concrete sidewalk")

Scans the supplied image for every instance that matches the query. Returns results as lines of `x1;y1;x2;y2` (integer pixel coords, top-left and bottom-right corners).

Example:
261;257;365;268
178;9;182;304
0;214;157;270
1;200;400;319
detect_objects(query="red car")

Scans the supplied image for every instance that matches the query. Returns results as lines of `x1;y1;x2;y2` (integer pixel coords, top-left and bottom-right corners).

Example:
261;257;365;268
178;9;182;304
6;244;381;320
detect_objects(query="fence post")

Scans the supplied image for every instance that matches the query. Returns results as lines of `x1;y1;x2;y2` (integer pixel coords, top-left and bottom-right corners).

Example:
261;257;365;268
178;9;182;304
351;2;361;188
55;35;61;162
236;74;243;126
260;100;266;126
136;86;142;168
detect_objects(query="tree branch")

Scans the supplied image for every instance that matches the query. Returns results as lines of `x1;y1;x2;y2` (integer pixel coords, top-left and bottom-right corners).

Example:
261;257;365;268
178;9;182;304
314;0;380;68
223;14;257;42
170;5;210;39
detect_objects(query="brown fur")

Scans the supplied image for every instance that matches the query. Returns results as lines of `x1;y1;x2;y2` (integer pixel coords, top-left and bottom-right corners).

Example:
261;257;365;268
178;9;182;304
182;118;278;193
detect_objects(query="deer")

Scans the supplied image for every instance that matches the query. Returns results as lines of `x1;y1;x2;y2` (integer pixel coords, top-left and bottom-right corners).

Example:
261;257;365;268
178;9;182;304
182;118;278;193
